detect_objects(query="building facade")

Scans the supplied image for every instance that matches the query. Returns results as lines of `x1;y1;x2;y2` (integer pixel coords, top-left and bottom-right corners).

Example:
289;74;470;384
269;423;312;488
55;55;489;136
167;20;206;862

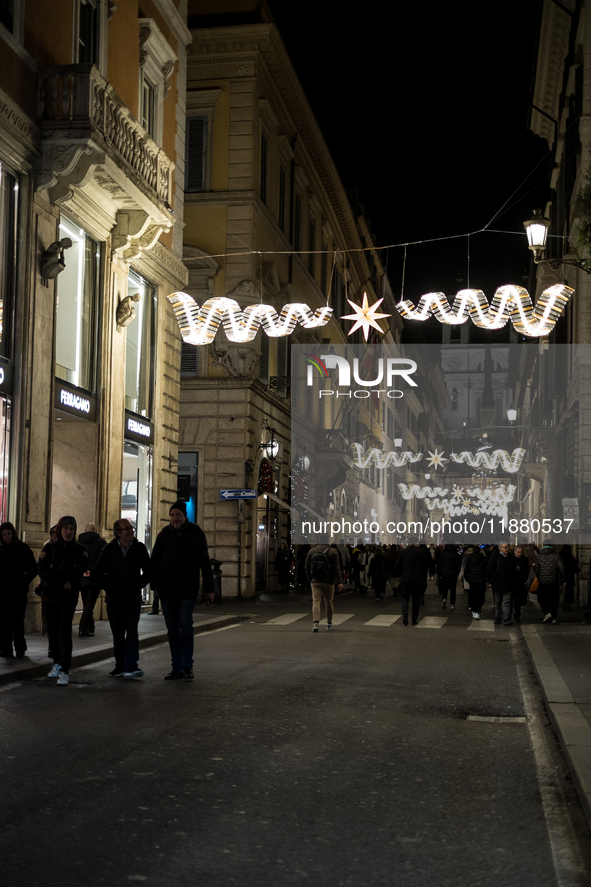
0;0;191;627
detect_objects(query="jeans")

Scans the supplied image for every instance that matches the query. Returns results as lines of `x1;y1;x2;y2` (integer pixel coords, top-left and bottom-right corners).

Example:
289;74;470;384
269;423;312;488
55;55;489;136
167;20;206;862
537;583;560;620
492;584;512;622
44;599;77;673
438;577;457;606
0;595;27;655
311;582;335;623
401;582;422;622
107;600;141;671
468;582;486;615
161;598;195;669
79;583;100;633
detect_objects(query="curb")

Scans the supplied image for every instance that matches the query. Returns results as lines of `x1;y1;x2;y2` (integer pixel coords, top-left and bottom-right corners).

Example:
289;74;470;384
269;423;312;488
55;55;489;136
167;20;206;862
0;614;252;687
521;626;591;830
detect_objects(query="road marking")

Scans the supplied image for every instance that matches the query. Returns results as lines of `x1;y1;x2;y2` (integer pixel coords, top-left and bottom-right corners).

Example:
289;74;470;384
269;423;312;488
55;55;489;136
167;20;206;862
263;613;308;625
467;619;496;632
416;616;447;629
199;624;242;635
466;715;527;723
318;614;354;626
364;615;402;626
512;635;588;886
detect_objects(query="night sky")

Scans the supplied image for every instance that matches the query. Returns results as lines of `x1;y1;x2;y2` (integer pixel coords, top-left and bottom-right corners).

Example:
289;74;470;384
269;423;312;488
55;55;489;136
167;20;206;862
271;0;551;307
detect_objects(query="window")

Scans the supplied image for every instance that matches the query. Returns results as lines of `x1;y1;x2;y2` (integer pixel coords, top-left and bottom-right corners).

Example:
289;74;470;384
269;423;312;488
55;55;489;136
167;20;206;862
294;195;301;251
185;116;207;192
55;217;101;392
279;166;286;232
308;218;315;277
138;18;177;147
260;132;268;205
125;271;156;417
141;76;155;138
77;0;97;64
0;163;17;359
0;0;14;32
258;332;269;384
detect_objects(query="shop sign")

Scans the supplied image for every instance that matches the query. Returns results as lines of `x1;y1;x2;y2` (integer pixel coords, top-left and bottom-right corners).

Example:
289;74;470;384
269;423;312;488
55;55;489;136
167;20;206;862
55;381;96;421
125;411;154;444
0;359;13;396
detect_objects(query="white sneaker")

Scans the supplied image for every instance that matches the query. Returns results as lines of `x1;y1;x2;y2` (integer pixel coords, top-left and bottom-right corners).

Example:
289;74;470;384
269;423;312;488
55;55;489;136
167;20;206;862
326;623;333;631
543;613;552;623
450;605;455;610
313;622;319;632
473;612;481;620
57;672;70;686
47;664;61;678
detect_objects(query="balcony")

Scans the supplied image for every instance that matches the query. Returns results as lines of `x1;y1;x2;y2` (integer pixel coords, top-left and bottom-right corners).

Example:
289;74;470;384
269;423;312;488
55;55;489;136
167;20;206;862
37;64;174;259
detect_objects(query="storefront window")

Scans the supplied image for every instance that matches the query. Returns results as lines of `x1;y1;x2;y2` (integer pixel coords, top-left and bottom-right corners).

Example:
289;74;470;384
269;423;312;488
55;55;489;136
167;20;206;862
0;394;10;523
125;271;156;417
55;217;100;391
0;162;17;359
121;441;152;549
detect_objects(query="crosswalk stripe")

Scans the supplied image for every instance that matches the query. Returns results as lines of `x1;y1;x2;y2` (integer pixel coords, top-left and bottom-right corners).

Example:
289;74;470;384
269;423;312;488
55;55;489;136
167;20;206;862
319;614;355;626
416;616;447;629
364;615;402;626
264;613;308;625
467;619;496;632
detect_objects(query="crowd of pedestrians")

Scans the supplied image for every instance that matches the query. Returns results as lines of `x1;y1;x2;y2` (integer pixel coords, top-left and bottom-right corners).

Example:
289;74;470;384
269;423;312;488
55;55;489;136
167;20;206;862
0;501;214;686
302;539;587;630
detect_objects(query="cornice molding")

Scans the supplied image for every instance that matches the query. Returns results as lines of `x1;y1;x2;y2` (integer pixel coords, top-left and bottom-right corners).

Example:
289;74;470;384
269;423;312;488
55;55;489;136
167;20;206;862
0;87;40;170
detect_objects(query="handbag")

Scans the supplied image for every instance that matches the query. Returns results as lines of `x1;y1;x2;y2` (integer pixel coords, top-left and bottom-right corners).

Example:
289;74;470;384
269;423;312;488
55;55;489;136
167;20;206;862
529;576;539;594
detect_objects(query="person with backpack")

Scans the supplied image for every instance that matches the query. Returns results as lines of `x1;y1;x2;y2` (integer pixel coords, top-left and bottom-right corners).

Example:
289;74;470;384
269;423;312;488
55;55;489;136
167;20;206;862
534;541;565;624
305;543;343;632
395;538;430;625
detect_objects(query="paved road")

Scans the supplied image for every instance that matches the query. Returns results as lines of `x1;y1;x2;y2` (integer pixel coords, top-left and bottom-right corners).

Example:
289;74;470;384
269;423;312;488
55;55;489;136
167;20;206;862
2;592;591;887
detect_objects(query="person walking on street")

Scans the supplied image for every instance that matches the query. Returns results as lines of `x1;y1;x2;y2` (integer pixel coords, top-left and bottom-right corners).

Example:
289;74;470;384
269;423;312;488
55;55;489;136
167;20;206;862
94;518;150;679
0;522;38;659
436;544;461;610
368;547;390;601
151;501;215;680
395;539;430;625
487;542;516;626
463;543;487;620
274;542;292;593
78;523;107;637
38;516;89;686
305;543;343;631
559;544;579;612
512;546;530;624
535;541;565;624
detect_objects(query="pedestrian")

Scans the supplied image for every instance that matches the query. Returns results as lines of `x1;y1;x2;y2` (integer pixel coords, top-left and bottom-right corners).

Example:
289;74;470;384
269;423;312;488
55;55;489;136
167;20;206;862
487;542;516;625
368;547;390;601
94;518;150;679
77;523;107;637
534;541;565;624
151;501;215;681
296;544;311;590
0;522;38;659
559;544;579;611
305;543;343;631
350;542;364;593
463;543;487;620
512;546;530;623
274;542;292;593
436;544;461;610
38;516;89;686
395;538;430;625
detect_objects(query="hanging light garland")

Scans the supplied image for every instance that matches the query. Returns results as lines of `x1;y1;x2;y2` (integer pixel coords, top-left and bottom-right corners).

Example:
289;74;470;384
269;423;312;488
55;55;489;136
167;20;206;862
342;292;391;340
399;483;515;503
167;292;333;345
449;447;526;473
396;284;573;337
351;444;422;468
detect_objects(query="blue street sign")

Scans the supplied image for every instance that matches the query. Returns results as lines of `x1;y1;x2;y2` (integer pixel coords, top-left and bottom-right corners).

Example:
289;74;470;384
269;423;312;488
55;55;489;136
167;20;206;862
220;489;258;500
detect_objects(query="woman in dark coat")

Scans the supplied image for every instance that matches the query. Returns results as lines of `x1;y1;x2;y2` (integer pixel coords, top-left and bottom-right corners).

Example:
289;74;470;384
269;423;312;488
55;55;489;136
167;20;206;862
0;522;38;659
37;516;88;685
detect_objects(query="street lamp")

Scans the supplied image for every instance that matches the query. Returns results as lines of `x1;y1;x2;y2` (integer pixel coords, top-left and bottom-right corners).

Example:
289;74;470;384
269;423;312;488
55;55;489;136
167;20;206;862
507;406;517;423
523;209;550;263
259;419;279;461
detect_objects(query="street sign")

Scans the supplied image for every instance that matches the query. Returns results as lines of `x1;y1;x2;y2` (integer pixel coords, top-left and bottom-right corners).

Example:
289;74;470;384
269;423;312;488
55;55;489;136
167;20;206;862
220;489;258;500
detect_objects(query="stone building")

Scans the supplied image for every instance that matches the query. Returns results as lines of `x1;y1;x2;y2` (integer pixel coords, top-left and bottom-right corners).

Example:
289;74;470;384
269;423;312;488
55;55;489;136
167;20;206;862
179;5;401;596
0;1;191;627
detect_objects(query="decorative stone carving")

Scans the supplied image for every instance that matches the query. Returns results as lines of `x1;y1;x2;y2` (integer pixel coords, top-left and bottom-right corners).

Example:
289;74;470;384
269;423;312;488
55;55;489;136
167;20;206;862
116;293;140;330
210;343;259;378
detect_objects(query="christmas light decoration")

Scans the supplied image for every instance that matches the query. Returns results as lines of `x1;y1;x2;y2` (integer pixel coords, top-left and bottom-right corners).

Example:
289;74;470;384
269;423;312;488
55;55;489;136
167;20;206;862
427;449;448;470
399;484;449;500
341;292;391;341
167;292;333;345
396;284;573;337
398;483;515;504
449;448;526;473
351;444;422;469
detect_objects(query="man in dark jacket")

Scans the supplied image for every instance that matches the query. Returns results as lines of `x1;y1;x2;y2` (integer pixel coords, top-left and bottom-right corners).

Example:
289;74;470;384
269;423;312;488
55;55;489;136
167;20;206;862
487;542;516;625
94;518;150;678
150;500;215;680
512;546;530;624
436;544;462;610
305;544;343;631
534;541;565;624
395;540;430;625
78;523;107;638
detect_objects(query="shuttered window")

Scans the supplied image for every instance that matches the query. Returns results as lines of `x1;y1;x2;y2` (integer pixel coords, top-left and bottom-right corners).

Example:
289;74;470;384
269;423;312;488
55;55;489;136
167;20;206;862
181;342;199;376
185;116;207;192
258;333;269;383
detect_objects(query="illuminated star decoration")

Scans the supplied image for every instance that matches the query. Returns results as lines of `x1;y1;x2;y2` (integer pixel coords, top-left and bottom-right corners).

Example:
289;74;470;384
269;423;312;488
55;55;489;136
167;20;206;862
341;292;390;341
427;449;448;470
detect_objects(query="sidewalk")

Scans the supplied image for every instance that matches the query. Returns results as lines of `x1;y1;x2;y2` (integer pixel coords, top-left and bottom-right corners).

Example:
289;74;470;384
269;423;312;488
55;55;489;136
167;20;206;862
0;607;251;686
522;620;591;829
